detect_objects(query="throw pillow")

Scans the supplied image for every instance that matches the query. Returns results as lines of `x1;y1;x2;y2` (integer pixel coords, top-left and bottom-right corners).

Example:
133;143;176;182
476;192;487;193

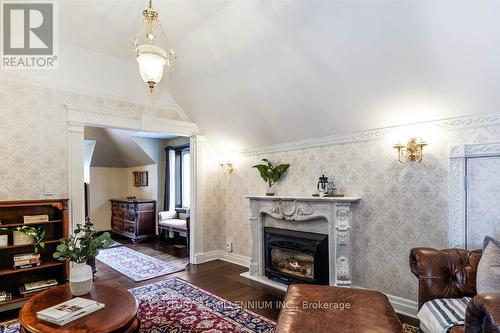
476;235;500;293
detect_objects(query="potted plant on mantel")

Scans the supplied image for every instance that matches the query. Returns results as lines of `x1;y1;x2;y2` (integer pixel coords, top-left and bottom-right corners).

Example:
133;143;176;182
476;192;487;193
53;217;113;296
252;158;290;196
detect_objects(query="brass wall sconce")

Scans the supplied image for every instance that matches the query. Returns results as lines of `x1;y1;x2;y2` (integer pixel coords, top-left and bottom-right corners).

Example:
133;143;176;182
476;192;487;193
220;162;234;174
393;138;428;163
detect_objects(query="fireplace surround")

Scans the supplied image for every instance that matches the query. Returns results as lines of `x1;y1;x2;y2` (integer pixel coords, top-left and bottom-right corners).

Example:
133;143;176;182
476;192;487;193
264;227;329;285
242;196;360;289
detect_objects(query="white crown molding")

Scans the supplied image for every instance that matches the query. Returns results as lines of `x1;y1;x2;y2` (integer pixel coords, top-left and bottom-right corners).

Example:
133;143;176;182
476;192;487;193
239;112;500;156
0;73;191;121
66;104;199;136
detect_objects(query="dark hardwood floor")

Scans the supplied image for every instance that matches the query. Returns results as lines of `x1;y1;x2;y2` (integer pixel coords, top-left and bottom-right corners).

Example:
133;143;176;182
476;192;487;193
1;237;418;328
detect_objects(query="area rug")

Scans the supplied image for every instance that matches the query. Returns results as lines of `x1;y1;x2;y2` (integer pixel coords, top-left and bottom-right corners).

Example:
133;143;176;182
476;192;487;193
96;246;186;282
0;319;19;333
130;278;276;332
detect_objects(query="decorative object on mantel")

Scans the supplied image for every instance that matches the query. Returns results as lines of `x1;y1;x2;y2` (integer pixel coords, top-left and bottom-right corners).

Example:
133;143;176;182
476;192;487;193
53;217;113;296
134;0;176;92
393;137;428;163
252;159;290;196
133;171;148;187
314;175;343;197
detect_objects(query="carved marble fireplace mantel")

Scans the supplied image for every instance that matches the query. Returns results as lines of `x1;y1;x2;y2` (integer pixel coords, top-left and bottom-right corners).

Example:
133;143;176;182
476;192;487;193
242;195;361;288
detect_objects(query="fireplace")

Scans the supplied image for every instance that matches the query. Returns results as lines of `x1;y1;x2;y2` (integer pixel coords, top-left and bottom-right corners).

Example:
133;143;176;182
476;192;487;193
264;227;329;285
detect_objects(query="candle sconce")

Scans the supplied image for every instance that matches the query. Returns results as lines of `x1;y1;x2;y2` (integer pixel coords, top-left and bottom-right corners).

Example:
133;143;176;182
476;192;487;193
393;138;428;163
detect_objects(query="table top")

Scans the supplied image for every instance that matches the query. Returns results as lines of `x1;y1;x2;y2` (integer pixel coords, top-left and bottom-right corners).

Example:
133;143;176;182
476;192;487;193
19;283;138;333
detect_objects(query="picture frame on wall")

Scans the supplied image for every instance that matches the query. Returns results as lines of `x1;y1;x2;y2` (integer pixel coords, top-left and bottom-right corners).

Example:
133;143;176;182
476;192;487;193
133;171;148;187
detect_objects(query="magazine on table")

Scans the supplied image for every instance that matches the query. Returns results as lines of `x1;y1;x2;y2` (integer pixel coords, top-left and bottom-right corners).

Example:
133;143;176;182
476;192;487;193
36;297;105;326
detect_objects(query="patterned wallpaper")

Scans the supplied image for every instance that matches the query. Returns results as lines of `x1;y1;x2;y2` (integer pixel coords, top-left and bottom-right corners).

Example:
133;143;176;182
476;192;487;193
202;124;500;300
0;80;186;201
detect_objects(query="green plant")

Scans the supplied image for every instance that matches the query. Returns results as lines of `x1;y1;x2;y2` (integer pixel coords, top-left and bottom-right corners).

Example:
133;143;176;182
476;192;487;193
252;158;290;187
0;226;45;253
53;217;114;263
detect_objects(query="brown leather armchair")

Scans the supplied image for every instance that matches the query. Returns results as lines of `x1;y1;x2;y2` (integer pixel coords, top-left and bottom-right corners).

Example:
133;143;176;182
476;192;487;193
410;247;500;333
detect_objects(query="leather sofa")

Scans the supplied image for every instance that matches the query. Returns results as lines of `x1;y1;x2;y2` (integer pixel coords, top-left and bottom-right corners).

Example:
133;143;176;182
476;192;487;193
274;284;403;333
410;247;500;333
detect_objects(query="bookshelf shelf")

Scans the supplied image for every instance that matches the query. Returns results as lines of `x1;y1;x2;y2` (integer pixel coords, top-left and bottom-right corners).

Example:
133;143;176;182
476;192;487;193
0;239;59;250
0;220;62;228
0;199;68;311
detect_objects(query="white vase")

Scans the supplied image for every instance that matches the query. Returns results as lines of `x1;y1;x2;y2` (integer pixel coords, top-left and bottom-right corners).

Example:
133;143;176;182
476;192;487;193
13;231;34;246
69;262;93;296
266;186;275;196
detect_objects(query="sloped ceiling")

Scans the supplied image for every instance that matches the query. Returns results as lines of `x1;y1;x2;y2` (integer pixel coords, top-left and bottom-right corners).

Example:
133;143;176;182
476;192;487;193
62;1;500;150
84;127;161;168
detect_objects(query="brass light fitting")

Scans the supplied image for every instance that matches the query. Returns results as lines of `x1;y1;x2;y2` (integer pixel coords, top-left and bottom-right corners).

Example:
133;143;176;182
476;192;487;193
220;162;234;175
393;138;428;163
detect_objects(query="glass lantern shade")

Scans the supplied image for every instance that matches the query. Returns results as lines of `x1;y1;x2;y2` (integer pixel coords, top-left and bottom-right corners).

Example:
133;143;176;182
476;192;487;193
136;44;167;91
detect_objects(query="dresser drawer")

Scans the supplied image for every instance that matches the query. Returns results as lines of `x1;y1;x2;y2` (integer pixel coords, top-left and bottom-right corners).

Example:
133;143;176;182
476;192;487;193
112;220;123;232
122;222;135;234
123;211;137;221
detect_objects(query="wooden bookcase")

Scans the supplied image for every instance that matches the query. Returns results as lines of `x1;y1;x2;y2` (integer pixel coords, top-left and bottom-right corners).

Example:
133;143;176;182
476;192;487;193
0;199;69;311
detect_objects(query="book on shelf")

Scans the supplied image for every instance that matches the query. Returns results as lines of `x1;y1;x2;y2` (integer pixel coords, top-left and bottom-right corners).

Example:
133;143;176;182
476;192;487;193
0;291;12;302
14;262;41;270
19;284;56;297
24;279;58;292
14;253;40;261
23;214;49;224
36;297;105;326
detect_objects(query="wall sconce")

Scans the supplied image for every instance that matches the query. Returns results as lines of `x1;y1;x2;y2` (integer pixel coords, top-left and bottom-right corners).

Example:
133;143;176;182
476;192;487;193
220;162;234;174
393;138;428;163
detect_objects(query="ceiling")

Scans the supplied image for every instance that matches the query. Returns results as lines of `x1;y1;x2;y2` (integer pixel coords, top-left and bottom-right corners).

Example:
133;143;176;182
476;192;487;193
60;0;500;150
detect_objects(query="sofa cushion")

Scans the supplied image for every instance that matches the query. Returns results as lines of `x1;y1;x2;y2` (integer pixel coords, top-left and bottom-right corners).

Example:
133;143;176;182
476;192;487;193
417;297;470;333
159;219;187;230
477;236;500;294
159;210;177;220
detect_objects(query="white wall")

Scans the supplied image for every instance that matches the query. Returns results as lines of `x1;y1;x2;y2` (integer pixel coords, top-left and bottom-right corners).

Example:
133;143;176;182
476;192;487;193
89;167;127;231
126;164;158;200
89;164;159;231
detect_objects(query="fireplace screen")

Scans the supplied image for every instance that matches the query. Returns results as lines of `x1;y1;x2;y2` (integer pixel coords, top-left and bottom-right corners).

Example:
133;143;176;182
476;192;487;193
270;248;314;280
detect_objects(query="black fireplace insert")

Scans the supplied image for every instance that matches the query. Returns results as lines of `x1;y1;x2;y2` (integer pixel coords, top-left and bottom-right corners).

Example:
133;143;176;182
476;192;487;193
264;227;328;285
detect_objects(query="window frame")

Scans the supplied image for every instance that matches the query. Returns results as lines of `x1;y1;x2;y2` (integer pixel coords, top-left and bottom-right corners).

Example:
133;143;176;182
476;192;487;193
166;144;190;211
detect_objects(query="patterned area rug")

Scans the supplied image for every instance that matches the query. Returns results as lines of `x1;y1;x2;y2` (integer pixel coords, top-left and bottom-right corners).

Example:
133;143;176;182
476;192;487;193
96;246;186;282
130;278;276;332
0;319;19;333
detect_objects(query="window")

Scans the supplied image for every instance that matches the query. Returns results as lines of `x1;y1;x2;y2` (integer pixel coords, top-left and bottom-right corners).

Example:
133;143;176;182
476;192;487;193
166;145;190;210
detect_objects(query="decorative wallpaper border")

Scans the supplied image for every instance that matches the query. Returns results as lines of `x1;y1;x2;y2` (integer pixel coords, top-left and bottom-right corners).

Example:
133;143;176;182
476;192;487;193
239;113;500;156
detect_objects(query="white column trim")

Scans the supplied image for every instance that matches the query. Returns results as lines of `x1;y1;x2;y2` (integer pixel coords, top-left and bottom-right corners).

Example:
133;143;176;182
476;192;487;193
68;122;85;232
66;104;200;263
449;142;500;247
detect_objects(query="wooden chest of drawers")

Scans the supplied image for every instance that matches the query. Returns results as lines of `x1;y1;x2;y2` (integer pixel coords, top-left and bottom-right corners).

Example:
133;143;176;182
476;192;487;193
110;199;156;243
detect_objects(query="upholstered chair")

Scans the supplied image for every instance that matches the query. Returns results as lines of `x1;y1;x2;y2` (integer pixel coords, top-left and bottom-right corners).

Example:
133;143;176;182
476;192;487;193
158;209;190;251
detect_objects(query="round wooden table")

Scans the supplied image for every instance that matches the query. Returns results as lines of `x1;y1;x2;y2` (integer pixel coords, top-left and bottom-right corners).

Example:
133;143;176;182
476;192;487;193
19;283;140;333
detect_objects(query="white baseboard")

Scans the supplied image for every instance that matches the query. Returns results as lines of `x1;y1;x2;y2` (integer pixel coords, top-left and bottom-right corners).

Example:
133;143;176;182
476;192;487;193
194;252;418;318
193;250;250;267
385;293;418;318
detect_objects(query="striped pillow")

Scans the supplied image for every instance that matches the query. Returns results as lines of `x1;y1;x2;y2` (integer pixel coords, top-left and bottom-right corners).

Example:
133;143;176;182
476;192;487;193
417;297;471;333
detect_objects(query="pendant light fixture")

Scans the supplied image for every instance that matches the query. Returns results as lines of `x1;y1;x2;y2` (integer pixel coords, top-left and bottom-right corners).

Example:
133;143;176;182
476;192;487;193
134;0;176;92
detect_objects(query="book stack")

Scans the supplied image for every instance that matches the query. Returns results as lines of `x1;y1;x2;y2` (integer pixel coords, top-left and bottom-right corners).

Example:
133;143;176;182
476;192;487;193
36;297;105;326
13;253;41;269
0;291;12;302
19;279;58;298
